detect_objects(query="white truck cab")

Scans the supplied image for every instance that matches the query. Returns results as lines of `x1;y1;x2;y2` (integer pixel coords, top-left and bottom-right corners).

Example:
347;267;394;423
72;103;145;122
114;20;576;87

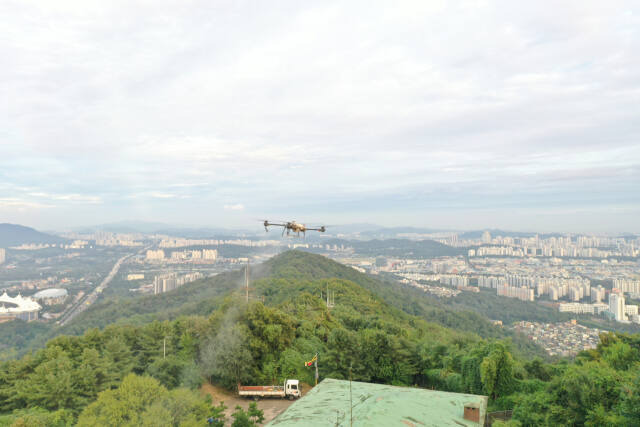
285;379;301;399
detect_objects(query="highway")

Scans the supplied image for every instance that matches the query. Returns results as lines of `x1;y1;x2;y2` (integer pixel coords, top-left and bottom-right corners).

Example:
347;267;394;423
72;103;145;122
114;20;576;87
57;253;133;326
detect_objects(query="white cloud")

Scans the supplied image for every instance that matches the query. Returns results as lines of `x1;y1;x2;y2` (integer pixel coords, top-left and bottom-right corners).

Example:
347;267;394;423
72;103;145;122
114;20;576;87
224;204;245;211
0;1;638;230
0;198;54;209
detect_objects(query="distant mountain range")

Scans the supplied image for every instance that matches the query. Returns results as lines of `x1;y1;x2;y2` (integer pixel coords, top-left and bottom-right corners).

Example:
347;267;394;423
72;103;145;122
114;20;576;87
73;221;631;240
0;223;67;247
74;221;250;237
458;229;538;239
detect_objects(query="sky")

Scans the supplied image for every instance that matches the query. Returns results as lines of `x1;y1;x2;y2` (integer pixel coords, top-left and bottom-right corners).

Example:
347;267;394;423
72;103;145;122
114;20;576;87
1;0;639;233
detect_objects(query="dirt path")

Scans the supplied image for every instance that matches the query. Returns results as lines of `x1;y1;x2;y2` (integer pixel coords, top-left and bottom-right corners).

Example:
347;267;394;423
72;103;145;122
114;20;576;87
200;383;311;425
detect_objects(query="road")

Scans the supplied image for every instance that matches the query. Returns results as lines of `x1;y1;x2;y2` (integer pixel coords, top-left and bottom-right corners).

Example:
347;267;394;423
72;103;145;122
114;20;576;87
57;253;133;326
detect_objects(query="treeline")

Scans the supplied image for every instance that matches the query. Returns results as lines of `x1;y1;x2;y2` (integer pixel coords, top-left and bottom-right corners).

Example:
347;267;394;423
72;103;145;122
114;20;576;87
0;275;475;424
0;266;249;360
508;333;640;425
2;250;540;360
266;252;548;359
3;275;638;425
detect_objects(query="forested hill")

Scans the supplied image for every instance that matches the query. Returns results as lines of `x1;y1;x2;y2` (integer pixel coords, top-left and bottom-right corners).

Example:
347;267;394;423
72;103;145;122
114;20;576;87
0;223;67;247
2;250;543;359
259;251;545;357
0;250;639;425
52;251;541;358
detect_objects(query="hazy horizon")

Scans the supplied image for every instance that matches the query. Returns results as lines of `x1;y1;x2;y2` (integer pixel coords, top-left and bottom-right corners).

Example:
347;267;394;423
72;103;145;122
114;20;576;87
2;1;639;233
2;220;638;237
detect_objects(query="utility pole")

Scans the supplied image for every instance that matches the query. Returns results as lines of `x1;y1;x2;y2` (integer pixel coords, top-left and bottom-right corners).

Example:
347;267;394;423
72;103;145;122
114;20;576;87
349;364;353;427
163;337;166;359
315;353;319;386
326;284;329;307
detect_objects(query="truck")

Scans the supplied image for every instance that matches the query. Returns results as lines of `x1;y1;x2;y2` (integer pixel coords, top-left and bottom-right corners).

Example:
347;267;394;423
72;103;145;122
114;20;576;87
238;379;301;400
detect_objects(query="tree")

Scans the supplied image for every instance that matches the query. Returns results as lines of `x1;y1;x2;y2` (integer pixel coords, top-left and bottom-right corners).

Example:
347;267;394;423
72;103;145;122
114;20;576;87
617;370;640;426
77;374;168;426
511;391;553;426
523;358;551;381
2;408;74;427
601;340;639;371
102;335;135;386
145;355;186;389
248;401;265;424
207;401;227;427
480;343;515;400
461;347;487;395
15;348;77;411
546;361;622;426
200;324;254;389
76;374;210;426
231;405;256;427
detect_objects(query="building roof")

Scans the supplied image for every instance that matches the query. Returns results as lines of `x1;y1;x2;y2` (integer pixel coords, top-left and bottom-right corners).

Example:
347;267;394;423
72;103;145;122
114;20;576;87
268;378;487;427
0;292;41;313
33;288;68;299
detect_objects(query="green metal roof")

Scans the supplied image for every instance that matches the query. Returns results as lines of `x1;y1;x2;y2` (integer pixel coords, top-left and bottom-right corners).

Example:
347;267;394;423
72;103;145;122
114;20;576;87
268;378;488;427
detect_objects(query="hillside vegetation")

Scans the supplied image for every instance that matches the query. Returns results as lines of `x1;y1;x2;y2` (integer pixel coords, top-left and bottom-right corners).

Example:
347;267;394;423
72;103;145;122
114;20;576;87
0;251;638;426
3;250;541;360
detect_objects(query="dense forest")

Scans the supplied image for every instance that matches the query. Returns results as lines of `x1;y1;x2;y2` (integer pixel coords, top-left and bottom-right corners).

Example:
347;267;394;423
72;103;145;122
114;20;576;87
0;251;639;426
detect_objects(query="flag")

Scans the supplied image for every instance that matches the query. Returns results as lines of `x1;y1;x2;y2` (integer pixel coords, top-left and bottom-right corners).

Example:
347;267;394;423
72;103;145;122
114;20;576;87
305;355;317;367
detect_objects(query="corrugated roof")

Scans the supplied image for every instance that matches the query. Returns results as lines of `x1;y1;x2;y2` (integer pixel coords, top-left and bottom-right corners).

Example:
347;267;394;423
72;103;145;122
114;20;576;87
268;378;487;427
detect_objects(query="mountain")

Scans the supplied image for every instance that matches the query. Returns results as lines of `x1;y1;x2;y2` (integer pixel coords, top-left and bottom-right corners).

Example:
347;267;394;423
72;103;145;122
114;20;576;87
75;221;250;237
1;250;639;426
2;250;539;359
358;226;448;238
459;229;537;239
75;221;193;234
0;223;67;247
48;250;541;359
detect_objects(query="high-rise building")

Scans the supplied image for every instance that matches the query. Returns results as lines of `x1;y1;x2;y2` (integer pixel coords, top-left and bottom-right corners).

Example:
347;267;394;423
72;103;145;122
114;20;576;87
153;272;203;295
591;285;606;303
482;231;492;244
154;273;178;294
614;279;640;295
0;248;5;264
202;249;218;260
497;283;534;302
609;292;626;322
146;249;165;261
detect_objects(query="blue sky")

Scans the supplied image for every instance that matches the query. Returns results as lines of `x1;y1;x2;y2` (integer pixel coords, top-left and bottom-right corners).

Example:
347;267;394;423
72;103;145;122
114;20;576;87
1;1;639;233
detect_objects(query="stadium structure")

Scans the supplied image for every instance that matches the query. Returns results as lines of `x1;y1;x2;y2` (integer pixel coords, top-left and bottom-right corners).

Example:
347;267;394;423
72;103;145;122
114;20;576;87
0;292;42;322
33;288;68;305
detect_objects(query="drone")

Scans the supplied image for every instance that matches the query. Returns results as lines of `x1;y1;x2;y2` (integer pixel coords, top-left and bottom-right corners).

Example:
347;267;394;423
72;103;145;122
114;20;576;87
262;220;326;237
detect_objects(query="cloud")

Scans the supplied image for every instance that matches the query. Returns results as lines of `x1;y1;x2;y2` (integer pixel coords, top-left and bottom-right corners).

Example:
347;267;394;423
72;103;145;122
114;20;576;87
224;204;245;211
0;1;638;231
27;192;102;204
0;198;54;209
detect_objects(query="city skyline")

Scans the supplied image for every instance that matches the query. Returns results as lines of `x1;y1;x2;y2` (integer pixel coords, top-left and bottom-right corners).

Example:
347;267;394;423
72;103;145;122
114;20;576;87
1;1;639;232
